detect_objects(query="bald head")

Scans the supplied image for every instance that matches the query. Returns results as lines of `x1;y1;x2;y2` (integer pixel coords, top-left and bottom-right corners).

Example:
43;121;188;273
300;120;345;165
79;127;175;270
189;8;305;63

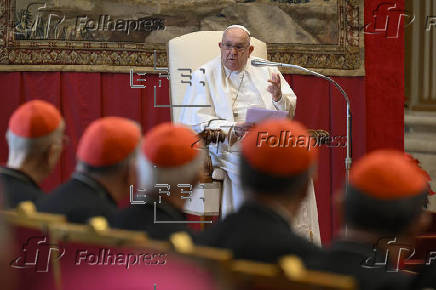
219;25;254;71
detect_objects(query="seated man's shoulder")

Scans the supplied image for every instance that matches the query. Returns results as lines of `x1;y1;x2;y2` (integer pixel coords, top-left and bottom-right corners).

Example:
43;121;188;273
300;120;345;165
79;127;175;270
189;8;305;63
111;205;154;230
37;178;106;214
411;261;436;290
42;178;93;203
111;204;189;241
66;205;117;224
309;241;412;290
0;168;44;208
200;226;321;264
4;182;44;208
36;179;74;210
196;209;322;264
49;178;86;196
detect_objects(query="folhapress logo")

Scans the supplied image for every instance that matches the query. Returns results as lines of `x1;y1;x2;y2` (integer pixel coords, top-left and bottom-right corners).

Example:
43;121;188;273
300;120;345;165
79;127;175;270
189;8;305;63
10;236;65;272
364;2;415;38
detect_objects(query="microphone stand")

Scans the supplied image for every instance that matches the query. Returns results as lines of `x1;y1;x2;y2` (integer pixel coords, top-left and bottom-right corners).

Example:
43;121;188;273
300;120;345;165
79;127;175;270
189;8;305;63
251;59;352;185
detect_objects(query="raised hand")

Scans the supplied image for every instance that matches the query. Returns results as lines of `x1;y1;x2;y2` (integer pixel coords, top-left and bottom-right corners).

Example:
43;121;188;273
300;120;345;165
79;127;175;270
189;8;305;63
267;73;282;102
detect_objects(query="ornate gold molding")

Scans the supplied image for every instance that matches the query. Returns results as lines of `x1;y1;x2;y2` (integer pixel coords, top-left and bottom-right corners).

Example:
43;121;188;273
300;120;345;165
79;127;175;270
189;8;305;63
0;0;364;76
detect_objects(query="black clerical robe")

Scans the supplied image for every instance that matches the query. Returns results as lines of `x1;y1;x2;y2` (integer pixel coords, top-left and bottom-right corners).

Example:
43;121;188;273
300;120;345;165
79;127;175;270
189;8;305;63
195;201;323;264
410;260;436;289
0;167;44;208
308;239;412;290
37;172;117;224
111;200;190;240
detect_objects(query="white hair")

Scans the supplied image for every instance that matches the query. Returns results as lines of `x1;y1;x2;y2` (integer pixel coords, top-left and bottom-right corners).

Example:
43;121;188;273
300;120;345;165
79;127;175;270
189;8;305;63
224;25;251;36
6;120;65;167
137;149;205;191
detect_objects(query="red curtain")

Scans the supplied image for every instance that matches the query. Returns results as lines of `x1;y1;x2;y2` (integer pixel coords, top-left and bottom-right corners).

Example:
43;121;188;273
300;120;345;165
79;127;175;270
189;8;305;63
365;0;405;152
289;75;366;243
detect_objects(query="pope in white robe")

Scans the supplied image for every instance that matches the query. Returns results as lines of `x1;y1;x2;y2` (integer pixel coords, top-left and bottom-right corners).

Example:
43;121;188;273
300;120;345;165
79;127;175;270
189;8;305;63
179;25;321;244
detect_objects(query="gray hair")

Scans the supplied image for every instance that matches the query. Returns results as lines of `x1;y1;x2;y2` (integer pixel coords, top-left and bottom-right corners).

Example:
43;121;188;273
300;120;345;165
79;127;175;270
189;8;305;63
75;120;142;175
6;120;65;166
137;149;205;191
76;147;139;175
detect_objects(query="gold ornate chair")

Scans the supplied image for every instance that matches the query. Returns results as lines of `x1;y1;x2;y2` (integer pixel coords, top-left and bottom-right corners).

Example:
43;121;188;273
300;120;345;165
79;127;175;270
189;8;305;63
0;202;66;290
48;216;161;290
230;256;356;290
169;232;356;290
1;201;66;230
49;218;226;290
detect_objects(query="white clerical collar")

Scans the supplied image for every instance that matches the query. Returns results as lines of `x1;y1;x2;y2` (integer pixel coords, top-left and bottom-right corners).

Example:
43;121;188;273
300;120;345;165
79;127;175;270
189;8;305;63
223;60;250;79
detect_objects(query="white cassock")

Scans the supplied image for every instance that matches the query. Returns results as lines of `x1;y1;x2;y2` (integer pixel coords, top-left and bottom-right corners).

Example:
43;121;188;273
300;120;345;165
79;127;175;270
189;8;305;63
180;55;321;245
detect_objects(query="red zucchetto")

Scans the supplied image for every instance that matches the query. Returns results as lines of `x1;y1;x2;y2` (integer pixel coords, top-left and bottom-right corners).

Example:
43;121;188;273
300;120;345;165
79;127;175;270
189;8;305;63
9;100;62;138
350;150;428;200
77;117;141;167
142;122;201;168
241;118;318;176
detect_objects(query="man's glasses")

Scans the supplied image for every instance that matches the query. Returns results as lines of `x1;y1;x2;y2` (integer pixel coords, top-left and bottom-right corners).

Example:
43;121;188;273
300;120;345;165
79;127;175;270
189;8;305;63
222;43;249;52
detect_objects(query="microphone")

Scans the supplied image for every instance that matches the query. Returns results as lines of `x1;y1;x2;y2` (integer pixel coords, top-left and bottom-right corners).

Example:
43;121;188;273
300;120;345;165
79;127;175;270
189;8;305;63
251;59;281;67
251;59;327;79
251;58;352;185
251;59;349;103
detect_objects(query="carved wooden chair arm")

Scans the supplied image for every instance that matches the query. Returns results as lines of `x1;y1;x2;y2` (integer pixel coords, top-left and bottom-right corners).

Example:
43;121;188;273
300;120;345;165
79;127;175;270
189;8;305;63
308;129;330;145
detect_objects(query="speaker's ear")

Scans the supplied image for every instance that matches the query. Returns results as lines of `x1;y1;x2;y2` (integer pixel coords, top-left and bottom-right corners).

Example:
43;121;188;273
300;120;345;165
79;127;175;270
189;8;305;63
248;45;254;56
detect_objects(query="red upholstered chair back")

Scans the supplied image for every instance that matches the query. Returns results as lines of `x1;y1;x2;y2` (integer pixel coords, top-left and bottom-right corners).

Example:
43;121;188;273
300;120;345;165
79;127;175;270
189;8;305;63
8;227;58;290
413;234;436;259
228;257;357;290
55;242;222;290
49;218;225;290
168;232;356;290
1;202;66;290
